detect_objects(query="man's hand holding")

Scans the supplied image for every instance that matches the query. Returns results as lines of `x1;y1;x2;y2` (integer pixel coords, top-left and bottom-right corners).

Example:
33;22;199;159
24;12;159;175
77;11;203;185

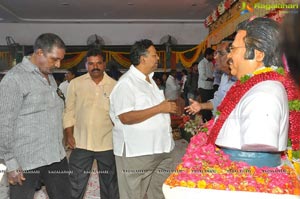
159;100;178;114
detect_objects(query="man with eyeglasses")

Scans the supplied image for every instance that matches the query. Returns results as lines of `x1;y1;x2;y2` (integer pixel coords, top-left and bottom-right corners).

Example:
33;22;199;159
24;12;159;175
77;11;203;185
0;33;71;199
186;41;236;116
217;17;290;163
110;39;178;199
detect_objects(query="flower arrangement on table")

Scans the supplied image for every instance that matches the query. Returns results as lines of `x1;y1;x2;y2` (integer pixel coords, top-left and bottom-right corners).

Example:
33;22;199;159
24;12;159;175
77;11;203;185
178;114;211;142
165;67;300;195
170;114;183;129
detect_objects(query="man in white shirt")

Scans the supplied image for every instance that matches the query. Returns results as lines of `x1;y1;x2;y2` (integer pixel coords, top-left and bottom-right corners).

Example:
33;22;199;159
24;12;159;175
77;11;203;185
197;48;215;121
58;68;76;98
165;69;180;100
110;39;178;199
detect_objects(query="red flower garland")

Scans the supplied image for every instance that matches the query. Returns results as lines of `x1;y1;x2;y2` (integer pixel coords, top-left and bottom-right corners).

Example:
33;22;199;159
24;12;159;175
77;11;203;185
207;70;300;150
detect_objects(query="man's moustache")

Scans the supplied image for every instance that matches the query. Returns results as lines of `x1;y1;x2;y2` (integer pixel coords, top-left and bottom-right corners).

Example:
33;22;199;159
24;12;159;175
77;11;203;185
92;69;101;72
49;67;55;73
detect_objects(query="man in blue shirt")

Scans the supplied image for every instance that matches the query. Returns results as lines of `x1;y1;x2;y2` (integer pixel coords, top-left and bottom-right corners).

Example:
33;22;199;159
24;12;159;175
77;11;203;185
186;41;236;116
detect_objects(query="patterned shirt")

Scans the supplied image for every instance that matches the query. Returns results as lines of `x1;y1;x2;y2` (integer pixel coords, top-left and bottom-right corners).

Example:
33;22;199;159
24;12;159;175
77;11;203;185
0;57;66;171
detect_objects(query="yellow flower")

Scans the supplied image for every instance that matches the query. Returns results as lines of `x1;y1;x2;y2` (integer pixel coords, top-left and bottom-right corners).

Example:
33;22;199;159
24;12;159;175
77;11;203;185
250;166;256;175
247;186;257;192
197;180;207;188
177;164;183;170
214;167;222;174
187;180;196;188
272;187;284;194
219;184;226;190
256;177;265;184
228;184;236;191
293;161;300;176
253;67;274;75
287;149;292;161
180;180;187;187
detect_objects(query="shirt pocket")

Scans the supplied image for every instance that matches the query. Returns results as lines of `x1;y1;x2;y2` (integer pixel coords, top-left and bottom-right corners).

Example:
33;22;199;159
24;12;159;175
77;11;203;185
21;91;48;115
134;94;152;110
157;90;165;101
103;95;110;112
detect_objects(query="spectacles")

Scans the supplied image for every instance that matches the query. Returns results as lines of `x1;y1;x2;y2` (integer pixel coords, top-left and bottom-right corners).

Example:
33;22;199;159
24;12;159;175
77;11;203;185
214;50;228;57
148;54;159;58
142;52;159;58
56;88;66;102
229;46;246;52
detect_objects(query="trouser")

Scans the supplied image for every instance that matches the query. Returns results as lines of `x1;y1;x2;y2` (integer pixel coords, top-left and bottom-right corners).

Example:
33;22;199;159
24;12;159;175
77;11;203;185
198;88;214;122
69;148;119;199
115;150;173;199
10;157;71;199
0;160;9;199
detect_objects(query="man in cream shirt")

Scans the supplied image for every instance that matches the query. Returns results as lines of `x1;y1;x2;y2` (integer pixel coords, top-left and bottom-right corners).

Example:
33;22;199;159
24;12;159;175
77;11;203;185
110;39;178;199
64;48;119;199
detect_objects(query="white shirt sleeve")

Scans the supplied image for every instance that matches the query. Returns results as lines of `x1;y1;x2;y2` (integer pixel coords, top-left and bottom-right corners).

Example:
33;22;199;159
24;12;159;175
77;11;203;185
110;80;136;118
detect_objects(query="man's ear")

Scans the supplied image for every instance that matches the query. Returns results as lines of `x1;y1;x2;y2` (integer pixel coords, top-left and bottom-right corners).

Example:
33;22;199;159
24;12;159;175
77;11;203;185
103;62;107;70
254;49;264;62
36;49;44;56
85;62;88;70
140;55;145;64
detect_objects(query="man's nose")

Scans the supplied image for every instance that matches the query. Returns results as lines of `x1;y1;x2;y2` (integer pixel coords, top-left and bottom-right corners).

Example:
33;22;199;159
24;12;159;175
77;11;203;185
54;61;61;68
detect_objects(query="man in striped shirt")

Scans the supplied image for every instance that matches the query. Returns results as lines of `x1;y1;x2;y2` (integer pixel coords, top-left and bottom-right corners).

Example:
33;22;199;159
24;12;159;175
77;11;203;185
0;33;71;199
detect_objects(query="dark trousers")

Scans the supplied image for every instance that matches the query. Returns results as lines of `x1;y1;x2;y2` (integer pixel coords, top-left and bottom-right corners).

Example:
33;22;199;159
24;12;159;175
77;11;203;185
69;148;119;199
198;88;214;122
10;157;71;199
